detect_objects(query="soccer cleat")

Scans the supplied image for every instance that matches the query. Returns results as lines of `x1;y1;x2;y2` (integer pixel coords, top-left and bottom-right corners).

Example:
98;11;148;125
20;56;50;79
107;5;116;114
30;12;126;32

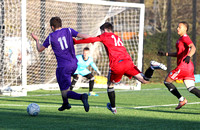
107;103;117;114
58;103;71;111
81;93;89;112
150;60;167;70
175;98;187;110
88;92;99;96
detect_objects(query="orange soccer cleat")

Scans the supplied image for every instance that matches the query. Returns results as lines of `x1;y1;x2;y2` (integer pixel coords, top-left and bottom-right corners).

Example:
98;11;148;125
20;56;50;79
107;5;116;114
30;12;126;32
175;98;187;110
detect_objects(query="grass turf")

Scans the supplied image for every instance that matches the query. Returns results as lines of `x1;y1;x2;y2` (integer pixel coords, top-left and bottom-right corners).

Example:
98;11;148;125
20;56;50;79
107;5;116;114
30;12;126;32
1;83;200;129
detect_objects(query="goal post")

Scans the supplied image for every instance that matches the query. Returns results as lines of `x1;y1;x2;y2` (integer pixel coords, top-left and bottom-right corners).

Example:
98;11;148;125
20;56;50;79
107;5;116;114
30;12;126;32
0;0;145;96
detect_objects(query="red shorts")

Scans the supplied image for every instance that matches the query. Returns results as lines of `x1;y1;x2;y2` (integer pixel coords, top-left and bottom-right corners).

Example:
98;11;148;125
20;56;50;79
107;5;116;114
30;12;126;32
109;59;141;83
168;66;195;81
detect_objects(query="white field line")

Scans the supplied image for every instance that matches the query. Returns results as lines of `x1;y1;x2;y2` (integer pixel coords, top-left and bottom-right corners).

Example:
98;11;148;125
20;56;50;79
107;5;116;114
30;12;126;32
130;102;200;109
1;86;200;109
0;86;200;98
1;102;200;109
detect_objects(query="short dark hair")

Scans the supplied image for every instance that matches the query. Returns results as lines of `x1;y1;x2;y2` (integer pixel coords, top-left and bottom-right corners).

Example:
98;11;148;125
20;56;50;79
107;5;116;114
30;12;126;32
83;47;90;51
100;22;114;32
50;17;62;28
179;21;189;32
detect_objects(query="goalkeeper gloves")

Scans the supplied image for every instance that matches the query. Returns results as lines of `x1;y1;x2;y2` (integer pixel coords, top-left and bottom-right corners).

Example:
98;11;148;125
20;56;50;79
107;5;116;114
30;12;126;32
158;51;166;56
183;56;190;64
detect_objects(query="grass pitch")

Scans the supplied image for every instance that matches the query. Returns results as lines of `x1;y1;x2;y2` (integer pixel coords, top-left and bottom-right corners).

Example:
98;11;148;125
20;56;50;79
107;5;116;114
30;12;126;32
1;83;200;129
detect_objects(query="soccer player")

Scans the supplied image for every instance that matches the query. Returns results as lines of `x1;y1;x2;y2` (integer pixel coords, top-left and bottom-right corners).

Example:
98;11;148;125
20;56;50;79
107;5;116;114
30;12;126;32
73;22;167;114
158;21;200;110
70;47;101;96
31;16;90;112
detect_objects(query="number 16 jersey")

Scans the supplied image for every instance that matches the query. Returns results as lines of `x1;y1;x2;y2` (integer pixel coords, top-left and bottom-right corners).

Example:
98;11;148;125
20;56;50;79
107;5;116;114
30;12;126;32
75;32;132;68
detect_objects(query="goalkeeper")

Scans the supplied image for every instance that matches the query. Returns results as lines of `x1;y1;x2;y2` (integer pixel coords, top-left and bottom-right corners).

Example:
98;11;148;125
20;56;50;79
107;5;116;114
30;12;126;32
70;47;101;96
73;22;167;114
158;21;200;110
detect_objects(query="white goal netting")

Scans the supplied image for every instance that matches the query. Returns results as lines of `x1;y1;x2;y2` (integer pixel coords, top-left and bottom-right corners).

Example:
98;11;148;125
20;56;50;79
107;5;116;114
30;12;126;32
0;0;144;96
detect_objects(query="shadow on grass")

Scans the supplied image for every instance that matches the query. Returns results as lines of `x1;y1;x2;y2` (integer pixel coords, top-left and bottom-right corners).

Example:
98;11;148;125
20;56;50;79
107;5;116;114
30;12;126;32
0;108;200;130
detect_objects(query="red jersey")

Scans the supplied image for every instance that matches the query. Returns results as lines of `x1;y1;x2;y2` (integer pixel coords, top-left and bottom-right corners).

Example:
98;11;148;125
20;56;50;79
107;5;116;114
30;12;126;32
176;34;193;68
74;32;132;67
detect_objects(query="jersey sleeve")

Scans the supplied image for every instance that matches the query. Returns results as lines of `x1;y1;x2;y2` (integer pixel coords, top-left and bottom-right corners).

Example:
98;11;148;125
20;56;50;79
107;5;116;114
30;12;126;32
43;35;50;48
69;28;79;37
182;35;193;46
73;36;102;44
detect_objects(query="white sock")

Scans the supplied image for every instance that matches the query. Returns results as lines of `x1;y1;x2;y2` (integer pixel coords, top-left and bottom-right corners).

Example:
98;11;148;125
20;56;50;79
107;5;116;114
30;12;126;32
179;96;184;102
112;107;116;110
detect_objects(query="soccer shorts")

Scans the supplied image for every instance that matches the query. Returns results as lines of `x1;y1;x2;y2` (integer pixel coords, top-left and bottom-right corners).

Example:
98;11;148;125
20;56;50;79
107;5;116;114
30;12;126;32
56;65;77;91
168;66;195;81
108;59;141;83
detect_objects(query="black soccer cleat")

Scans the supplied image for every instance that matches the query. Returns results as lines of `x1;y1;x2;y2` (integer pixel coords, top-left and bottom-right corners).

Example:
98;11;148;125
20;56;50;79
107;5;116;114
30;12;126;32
58;103;71;111
81;93;89;112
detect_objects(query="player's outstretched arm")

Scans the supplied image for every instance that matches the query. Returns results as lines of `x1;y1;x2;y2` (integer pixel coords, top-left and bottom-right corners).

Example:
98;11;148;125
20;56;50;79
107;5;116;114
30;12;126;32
90;61;101;75
31;33;45;52
77;33;91;39
74;37;101;44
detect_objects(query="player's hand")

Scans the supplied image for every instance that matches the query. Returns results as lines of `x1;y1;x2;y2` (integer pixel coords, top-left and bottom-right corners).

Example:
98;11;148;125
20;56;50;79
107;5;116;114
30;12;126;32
31;33;38;41
183;56;190;64
158;51;166;56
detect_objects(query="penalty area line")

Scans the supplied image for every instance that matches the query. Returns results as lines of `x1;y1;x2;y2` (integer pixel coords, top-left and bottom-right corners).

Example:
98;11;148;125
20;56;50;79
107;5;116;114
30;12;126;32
1;102;200;109
129;102;200;109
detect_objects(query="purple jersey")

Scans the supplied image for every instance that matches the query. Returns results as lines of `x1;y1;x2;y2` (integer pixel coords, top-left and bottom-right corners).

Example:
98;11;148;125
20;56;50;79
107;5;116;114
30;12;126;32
43;28;78;67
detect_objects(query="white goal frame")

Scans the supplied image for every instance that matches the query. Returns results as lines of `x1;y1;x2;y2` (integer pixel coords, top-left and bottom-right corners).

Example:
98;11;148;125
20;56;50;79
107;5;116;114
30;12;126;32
1;0;145;96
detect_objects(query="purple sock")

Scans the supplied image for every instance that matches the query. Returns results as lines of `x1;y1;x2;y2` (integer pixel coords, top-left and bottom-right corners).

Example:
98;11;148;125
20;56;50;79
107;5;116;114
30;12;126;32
67;91;82;100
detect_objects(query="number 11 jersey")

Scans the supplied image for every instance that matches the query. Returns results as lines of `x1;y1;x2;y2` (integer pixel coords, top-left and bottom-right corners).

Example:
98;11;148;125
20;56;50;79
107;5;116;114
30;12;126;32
43;28;78;67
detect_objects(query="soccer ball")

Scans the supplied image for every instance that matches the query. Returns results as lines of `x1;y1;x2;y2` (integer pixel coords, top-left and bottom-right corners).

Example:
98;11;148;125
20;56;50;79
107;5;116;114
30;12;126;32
27;103;40;116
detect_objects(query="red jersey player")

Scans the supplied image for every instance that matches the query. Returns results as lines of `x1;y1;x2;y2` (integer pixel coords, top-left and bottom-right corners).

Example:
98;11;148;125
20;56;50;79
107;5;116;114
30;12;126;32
74;22;167;114
158;21;200;110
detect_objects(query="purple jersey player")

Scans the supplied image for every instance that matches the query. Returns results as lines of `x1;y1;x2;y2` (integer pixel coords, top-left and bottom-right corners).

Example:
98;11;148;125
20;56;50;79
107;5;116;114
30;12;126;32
31;17;90;112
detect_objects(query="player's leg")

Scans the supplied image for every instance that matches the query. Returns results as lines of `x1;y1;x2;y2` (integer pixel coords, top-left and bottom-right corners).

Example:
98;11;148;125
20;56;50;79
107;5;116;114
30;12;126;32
184;80;200;98
57;67;89;112
84;73;98;96
150;60;167;70
66;90;89;112
60;88;89;112
70;74;79;90
126;60;166;83
164;71;187;110
106;69;120;114
133;73;149;84
143;61;167;81
59;88;89;112
164;76;182;99
122;60;148;83
56;67;71;111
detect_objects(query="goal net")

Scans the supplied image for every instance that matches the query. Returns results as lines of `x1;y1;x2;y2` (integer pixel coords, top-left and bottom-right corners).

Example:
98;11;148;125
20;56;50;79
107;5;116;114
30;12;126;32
0;0;144;96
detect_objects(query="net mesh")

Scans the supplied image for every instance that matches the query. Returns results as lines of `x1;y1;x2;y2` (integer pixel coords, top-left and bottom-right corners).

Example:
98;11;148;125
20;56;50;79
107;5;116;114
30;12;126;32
0;0;143;90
